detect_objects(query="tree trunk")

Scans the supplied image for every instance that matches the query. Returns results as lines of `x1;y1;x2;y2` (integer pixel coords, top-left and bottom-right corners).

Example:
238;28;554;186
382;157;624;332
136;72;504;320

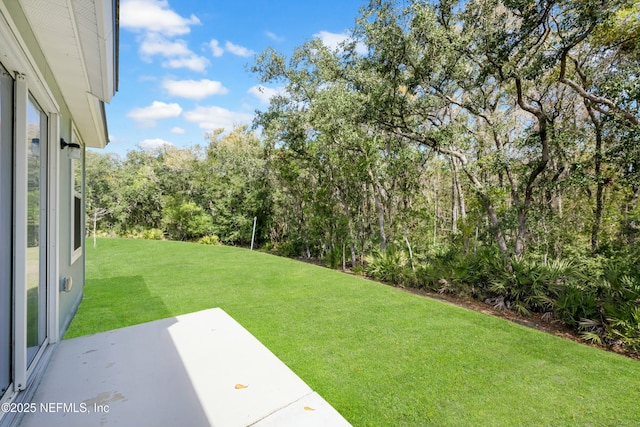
298;199;311;258
450;156;466;235
480;194;511;265
586;102;604;253
336;187;359;266
93;210;98;248
349;243;357;268
433;191;438;246
451;159;459;235
368;168;387;252
403;231;415;272
591;143;604;253
513;78;551;258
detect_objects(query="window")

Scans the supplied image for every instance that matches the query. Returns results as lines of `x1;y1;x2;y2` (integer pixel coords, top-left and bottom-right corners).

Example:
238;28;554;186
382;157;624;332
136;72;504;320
70;127;83;263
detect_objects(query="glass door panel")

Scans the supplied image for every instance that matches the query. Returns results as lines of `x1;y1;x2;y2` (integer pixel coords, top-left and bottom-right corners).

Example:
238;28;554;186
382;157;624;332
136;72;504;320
26;98;47;366
0;63;12;397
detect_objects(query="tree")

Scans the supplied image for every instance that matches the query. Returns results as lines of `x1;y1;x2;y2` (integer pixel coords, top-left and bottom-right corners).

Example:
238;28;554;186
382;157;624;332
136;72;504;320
195;126;268;245
162;199;213;241
85;150;121;236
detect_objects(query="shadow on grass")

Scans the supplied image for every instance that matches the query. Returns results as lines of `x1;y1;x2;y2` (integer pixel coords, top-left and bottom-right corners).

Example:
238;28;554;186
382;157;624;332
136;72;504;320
65;276;173;339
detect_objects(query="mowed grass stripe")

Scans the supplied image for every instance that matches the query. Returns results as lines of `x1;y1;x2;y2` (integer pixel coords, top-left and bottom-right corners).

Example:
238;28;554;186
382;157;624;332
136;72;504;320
66;238;640;427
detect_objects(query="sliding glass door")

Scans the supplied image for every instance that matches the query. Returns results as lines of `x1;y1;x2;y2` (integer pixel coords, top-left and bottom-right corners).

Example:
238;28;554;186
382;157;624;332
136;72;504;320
0;62;50;389
0;62;12;398
26;98;47;367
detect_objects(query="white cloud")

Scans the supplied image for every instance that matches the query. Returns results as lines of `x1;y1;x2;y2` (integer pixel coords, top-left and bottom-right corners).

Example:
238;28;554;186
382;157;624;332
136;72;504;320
183;106;254;131
138;138;175;151
314;30;367;55
265;31;284;42
120;0;200;36
138;34;208;71
171;127;186;134
209;39;224;57
247;85;284;105
122;1;207;71
139;34;191;58
225;41;255;57
127;101;183;127
163;79;228;100
162;55;209;72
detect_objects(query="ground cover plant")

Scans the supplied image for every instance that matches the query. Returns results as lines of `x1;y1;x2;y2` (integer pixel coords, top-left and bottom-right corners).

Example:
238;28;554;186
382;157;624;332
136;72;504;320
67;238;640;427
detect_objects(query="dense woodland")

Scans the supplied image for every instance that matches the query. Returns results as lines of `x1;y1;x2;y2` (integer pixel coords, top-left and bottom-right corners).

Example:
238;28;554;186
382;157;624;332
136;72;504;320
87;0;640;354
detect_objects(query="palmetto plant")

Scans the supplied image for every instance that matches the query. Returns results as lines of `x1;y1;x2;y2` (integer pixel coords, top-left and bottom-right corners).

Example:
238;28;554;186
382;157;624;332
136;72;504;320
557;263;640;353
487;257;574;316
365;244;411;285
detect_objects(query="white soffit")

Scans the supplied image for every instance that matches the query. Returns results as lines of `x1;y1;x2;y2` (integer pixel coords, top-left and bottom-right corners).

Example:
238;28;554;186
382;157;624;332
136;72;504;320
19;0;115;148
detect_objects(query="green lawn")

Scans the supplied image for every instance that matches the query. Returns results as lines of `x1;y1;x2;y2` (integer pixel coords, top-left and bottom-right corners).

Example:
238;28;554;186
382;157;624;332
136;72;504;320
67;238;640;427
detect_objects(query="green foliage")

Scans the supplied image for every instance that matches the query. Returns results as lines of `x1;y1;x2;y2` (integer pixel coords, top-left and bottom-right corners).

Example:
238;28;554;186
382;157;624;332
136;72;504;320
365;245;413;285
83;0;640;356
270;239;306;258
324;246;344;270
162;200;214;241
556;260;640;352
487;257;575;316
142;228;165;240
197;235;220;245
197;126;269;246
416;248;494;297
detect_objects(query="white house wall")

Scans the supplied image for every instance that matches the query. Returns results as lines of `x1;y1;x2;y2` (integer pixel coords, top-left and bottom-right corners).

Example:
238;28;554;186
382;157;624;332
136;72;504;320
0;0;95;342
57;137;85;337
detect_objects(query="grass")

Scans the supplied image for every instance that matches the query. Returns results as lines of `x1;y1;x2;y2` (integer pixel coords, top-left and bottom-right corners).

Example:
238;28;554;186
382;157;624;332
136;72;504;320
67;238;640;427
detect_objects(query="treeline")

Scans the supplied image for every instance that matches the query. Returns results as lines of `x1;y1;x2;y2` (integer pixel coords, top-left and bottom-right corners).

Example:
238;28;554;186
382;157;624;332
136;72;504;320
86;128;266;245
88;0;640;354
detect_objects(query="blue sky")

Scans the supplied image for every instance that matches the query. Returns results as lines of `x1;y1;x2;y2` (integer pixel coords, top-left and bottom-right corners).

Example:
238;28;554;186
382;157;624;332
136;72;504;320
104;0;367;155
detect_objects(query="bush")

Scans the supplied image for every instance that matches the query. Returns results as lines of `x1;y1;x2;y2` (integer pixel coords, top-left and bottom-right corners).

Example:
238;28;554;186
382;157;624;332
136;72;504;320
121;228;146;239
323;244;360;271
414;247;489;297
273;240;306;258
556;262;640;353
197;235;220;245
162;201;214;241
487;257;575;316
365;245;415;286
142;228;165;240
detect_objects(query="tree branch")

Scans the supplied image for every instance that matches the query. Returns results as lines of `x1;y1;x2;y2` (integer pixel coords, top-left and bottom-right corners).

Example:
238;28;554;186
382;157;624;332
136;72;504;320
559;52;639;126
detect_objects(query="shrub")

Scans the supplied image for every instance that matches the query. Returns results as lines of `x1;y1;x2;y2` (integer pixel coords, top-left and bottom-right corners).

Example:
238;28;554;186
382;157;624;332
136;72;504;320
273;240;306;258
415;247;488;297
486;257;575;316
324;245;344;270
162;201;214;241
556;261;640;354
198;235;220;245
142;228;165;240
365;245;415;285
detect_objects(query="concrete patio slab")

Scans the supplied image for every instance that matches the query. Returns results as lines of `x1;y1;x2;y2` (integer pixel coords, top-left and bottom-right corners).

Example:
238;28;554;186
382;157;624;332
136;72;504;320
18;308;351;427
252;392;353;427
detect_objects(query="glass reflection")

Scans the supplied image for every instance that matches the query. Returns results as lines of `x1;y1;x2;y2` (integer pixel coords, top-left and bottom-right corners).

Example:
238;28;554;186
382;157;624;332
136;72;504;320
26;98;46;366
